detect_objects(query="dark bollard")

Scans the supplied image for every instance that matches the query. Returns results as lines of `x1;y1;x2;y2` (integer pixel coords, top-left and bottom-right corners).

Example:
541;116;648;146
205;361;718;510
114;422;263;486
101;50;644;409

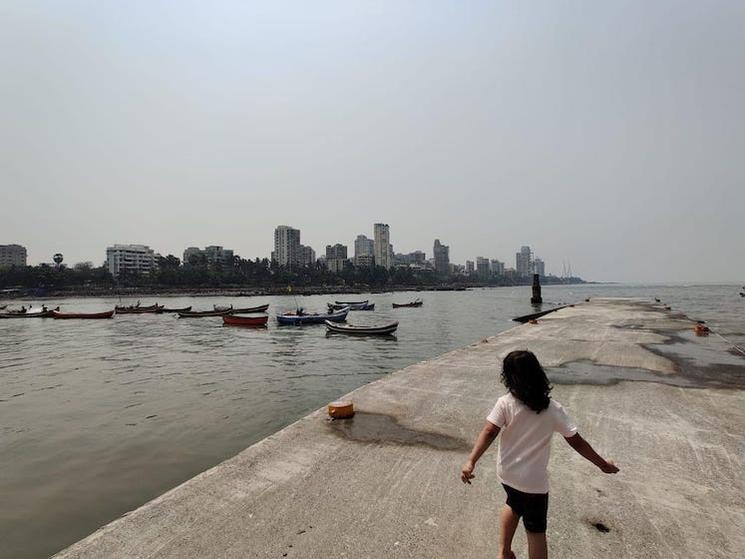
531;273;543;305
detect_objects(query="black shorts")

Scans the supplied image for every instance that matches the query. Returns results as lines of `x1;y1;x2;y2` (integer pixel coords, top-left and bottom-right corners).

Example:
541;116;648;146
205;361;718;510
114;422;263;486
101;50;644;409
502;484;549;533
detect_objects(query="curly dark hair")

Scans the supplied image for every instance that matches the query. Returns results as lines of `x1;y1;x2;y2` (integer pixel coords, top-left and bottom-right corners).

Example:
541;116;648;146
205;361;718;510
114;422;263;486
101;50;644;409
501;350;552;413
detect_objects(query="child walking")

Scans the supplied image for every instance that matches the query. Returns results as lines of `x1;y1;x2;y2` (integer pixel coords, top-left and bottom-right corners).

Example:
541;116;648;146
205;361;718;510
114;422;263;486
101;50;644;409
461;350;619;559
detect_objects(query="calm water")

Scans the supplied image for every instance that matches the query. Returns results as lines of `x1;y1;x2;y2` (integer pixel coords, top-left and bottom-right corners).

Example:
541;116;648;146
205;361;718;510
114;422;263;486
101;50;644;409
1;284;743;558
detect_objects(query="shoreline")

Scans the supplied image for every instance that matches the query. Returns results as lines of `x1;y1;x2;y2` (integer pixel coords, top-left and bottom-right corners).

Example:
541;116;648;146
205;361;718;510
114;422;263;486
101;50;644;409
0;280;588;300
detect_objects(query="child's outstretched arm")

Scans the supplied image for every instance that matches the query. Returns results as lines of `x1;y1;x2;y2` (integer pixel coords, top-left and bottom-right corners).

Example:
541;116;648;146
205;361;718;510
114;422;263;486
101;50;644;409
461;421;501;484
564;433;619;473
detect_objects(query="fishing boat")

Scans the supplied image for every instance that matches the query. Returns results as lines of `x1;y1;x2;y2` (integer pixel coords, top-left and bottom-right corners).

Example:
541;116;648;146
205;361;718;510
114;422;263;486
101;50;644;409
156;306;192;313
115;304;163;314
231;304;270;314
0;310;52;318
334;300;368;306
277;307;349;325
178;309;231;318
223;314;269;327
392;299;423;308
51;309;115;319
327;302;375;311
325;320;398;336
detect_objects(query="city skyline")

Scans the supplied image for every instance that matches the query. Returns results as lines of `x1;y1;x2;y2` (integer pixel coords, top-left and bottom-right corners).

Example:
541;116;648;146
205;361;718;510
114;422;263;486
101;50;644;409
2;1;744;283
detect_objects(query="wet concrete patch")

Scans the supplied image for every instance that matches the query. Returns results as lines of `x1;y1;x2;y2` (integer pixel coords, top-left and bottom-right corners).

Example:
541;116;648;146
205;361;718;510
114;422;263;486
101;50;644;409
327;411;469;452
547;361;697;388
643;333;745;389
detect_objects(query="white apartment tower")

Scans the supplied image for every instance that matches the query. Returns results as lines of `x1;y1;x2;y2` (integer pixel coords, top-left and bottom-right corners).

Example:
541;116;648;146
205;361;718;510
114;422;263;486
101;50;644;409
273;226;301;268
106;244;158;277
354;235;374;258
515;245;534;278
373;223;391;269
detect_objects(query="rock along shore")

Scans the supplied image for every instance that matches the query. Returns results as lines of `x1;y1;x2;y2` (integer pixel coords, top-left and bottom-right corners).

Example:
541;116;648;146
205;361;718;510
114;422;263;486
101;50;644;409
55;298;745;558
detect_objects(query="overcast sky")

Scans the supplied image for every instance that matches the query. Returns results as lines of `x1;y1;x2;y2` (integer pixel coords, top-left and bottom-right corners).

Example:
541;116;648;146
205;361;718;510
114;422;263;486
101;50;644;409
1;1;743;282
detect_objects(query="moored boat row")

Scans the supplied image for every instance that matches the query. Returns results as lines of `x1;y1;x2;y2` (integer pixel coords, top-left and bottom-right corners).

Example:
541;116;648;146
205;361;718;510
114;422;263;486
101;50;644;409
1;297;408;334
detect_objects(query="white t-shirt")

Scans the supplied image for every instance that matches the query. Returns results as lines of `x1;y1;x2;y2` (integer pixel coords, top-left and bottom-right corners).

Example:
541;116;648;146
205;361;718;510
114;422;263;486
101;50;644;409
486;393;577;494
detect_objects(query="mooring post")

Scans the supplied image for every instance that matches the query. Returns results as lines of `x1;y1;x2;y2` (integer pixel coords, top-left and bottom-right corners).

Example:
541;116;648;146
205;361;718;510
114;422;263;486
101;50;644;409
531;273;542;305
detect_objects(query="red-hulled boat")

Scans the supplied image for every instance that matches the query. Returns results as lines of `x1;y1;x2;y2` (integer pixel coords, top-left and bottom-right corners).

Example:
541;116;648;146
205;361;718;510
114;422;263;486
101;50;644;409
52;309;116;319
223;314;268;327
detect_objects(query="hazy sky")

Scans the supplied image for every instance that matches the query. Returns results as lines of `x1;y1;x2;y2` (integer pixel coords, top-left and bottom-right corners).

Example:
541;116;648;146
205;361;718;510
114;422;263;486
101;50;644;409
2;1;743;282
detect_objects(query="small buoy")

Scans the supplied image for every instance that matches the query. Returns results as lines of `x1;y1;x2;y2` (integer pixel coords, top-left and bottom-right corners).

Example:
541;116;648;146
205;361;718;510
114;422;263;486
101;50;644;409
328;400;354;419
664;306;672;311
585;298;590;302
529;319;539;325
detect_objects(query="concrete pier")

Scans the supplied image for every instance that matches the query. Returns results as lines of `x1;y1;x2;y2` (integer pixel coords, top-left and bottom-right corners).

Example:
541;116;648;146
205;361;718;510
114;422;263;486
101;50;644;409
56;299;745;558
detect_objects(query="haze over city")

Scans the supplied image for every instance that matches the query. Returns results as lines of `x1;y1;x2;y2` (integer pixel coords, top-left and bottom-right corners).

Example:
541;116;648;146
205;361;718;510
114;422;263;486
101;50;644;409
2;1;744;282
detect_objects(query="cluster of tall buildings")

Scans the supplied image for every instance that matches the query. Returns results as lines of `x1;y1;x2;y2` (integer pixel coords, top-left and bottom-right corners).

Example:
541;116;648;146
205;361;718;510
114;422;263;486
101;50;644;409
465;246;545;280
2;233;550;281
272;223;399;272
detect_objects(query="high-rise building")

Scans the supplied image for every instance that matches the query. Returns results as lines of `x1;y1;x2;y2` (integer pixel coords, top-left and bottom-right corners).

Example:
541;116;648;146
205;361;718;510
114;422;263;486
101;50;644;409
476;256;490;279
534;258;545;277
0;244;27;268
106;244;159;277
515;245;534;278
325;243;348;273
299;245;316;267
273;226;301;268
373;223;391;269
433;239;450;275
354;235;374;257
490;259;505;276
465;260;475;275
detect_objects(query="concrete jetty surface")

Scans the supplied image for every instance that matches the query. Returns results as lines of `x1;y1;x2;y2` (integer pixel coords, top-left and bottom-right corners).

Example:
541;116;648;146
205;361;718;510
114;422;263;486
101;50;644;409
56;299;745;558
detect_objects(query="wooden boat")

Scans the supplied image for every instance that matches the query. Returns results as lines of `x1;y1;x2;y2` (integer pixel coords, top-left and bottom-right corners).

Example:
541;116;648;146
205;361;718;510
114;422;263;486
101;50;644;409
231;304;270;314
223;314;269;327
334;300;368;306
178;309;231;318
0;310;52;318
115;304;163;314
512;306;568;323
327;302;374;311
325;320;398;336
156;306;192;313
277;308;349;325
51;309;115;319
392;299;423;308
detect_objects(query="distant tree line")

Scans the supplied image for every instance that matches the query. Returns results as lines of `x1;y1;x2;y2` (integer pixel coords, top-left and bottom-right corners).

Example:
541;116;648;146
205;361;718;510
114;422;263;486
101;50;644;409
0;255;583;292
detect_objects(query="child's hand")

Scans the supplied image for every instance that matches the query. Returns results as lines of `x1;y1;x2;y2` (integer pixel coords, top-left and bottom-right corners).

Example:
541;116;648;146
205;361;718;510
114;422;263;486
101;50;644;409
461;461;476;484
600;460;619;474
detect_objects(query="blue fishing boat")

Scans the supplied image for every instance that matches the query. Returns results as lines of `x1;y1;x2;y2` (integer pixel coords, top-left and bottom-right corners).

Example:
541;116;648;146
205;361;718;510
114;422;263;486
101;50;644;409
277;307;349;325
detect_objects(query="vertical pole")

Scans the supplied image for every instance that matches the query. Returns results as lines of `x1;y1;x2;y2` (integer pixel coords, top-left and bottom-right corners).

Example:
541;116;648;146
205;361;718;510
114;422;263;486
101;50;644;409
531;273;542;305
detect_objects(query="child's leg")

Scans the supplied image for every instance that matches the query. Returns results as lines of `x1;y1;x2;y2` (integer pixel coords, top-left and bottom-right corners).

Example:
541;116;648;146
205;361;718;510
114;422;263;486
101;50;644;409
498;504;520;558
526;531;548;559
